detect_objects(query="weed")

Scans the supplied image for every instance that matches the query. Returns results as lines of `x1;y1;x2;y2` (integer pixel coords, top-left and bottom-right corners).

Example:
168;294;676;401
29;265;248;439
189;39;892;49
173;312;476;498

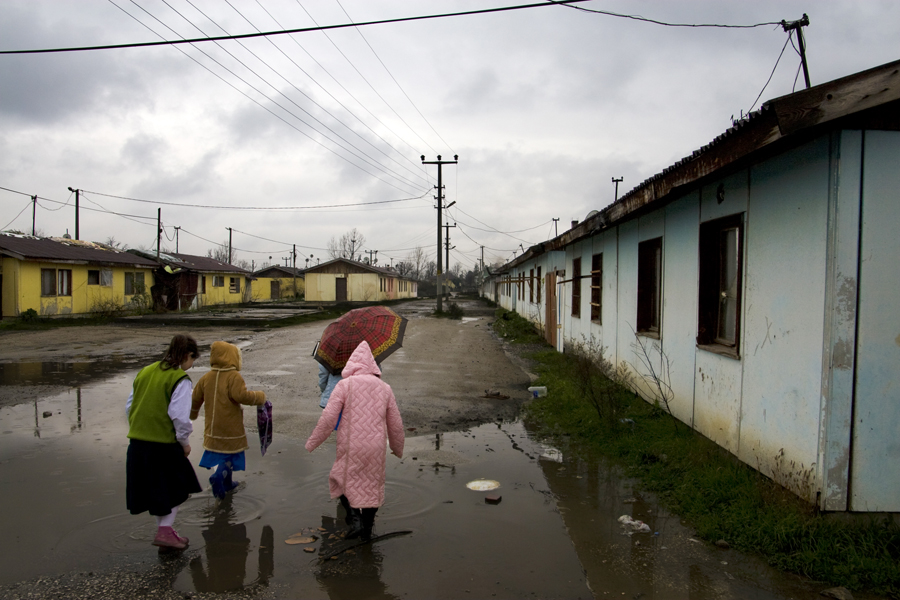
433;302;464;320
523;348;900;596
490;308;546;345
19;308;39;323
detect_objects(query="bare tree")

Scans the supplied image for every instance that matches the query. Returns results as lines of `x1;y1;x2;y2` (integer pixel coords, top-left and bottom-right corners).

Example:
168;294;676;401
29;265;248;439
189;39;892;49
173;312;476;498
328;228;365;260
395;261;414;278
103;236;127;250
424;260;436;279
406;246;427;280
207;240;233;264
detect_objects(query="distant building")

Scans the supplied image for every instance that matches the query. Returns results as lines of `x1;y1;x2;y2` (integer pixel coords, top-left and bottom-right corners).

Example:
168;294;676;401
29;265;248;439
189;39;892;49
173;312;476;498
252;265;305;301
304;258;417;302
128;250;252;310
0;234;158;318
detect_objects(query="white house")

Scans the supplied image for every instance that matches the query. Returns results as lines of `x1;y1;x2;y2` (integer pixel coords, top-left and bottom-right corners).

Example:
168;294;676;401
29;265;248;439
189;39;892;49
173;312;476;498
487;59;900;512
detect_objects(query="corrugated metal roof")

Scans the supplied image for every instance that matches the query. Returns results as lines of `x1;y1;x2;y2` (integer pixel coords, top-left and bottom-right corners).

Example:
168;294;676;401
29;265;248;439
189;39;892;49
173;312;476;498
126;249;251;274
0;233;159;267
306;257;415;279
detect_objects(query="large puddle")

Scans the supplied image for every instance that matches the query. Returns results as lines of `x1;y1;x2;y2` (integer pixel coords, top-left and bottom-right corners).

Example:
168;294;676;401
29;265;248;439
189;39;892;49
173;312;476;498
0;362;828;599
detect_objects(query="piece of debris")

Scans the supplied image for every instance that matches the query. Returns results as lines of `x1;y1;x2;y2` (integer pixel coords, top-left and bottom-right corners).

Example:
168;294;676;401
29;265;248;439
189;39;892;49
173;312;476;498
483;390;510;399
618;515;651;534
42;411;52;418
466;479;500;491
820;587;854;600
485;494;502;504
715;539;730;549
303;547;315;553
285;535;316;545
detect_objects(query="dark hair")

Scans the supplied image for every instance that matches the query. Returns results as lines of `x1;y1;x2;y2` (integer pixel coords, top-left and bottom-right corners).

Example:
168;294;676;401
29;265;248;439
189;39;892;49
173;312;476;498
161;334;200;370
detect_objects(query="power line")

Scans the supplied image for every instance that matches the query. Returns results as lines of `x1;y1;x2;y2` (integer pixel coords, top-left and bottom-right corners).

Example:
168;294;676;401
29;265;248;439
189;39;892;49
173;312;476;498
116;0;424;195
0;0;590;54
553;2;782;29
80;188;430;210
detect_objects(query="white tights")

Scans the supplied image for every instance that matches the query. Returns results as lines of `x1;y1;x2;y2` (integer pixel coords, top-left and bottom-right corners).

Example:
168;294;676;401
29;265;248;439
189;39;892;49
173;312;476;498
155;505;179;529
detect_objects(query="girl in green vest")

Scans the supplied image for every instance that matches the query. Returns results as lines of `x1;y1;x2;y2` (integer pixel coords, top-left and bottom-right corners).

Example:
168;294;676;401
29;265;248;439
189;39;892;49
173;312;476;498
126;334;202;550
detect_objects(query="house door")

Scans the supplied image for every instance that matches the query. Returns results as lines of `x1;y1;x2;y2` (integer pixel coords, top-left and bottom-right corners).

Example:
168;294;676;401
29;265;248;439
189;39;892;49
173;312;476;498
270;280;280;299
335;277;348;302
544;272;557;347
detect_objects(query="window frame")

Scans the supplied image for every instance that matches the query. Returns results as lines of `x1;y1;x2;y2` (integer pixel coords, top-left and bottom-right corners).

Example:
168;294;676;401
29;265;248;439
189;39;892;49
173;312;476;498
536;266;542;304
41;268;57;296
571;257;582;318
124;272;145;296
88;270;100;285
637;237;662;337
57;269;73;296
213;275;225;288
590;253;602;323
201;276;207;294
697;214;744;357
229;277;240;293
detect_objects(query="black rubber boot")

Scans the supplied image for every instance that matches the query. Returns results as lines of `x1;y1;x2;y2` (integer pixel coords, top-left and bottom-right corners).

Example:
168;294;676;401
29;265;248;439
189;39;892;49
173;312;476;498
346;509;363;539
360;508;378;542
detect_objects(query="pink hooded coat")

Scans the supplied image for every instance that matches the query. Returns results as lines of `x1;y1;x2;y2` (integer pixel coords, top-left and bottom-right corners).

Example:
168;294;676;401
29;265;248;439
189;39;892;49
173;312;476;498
305;341;404;508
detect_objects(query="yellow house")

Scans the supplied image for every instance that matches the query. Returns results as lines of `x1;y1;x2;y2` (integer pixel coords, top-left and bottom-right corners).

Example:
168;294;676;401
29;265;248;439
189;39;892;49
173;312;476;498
304;258;417;302
128;250;253;310
251;266;305;301
0;234;159;318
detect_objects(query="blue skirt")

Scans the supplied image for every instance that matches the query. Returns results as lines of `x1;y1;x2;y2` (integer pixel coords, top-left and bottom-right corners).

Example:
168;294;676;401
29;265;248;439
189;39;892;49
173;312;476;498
199;450;246;471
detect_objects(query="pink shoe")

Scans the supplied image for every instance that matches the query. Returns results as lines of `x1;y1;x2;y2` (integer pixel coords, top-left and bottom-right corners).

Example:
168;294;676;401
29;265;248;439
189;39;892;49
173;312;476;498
152;526;189;549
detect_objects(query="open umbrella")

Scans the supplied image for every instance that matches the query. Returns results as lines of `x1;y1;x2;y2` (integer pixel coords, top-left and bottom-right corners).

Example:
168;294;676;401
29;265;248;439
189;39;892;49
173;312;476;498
315;306;408;374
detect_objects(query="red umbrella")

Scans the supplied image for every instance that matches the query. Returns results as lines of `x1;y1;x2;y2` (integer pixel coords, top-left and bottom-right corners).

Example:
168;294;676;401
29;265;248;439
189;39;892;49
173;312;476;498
315;306;408;374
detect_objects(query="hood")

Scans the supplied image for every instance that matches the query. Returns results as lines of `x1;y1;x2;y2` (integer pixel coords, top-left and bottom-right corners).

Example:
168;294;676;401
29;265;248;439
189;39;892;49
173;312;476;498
341;340;381;378
209;340;242;371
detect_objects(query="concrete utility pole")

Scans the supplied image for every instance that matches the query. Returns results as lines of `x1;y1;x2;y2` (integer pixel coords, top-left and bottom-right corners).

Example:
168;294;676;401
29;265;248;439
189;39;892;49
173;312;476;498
552;218;559;238
367;249;378;265
293;244;297;298
227;227;233;264
67;187;80;240
612;177;623;202
781;14;811;88
421;154;458;312
31;195;37;236
174;226;180;253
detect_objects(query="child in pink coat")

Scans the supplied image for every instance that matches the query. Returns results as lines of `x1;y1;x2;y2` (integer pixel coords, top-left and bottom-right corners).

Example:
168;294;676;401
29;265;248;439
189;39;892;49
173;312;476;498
305;341;404;542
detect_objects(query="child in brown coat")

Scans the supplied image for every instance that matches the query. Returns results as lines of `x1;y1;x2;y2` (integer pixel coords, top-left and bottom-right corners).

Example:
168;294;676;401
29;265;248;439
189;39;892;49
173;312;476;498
191;341;266;499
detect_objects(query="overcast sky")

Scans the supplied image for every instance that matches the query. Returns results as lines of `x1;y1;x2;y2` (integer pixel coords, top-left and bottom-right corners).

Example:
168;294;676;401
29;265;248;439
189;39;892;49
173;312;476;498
1;1;897;272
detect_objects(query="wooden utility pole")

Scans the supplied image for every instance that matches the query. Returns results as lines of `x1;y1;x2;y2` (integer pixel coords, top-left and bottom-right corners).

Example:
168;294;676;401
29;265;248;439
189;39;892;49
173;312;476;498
67;187;80;240
31;195;36;236
421;154;458;312
156;208;161;259
781;14;811;88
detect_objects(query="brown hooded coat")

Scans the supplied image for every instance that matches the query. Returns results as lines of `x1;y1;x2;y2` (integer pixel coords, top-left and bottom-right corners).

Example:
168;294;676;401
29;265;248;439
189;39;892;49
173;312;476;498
191;341;266;454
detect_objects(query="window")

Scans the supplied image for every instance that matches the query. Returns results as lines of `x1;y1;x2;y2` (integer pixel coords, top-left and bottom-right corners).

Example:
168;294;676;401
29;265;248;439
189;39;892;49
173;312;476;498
229;277;240;293
88;270;100;285
57;270;72;296
590;253;602;323
698;214;743;353
87;269;112;286
637;238;662;336
124;272;145;295
536;266;542;304
529;269;534;303
571;257;581;317
41;268;56;296
201;276;207;293
213;276;225;288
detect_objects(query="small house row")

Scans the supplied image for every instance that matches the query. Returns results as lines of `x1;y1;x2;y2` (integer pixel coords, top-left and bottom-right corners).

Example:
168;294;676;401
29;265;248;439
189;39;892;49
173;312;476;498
482;59;900;513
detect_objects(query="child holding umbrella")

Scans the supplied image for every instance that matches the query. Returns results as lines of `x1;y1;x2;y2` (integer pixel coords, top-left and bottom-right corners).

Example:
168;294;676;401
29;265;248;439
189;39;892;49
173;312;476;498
306;341;405;542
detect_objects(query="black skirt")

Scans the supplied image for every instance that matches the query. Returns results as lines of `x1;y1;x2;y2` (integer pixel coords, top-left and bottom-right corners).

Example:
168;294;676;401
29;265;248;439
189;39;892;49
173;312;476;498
126;439;202;516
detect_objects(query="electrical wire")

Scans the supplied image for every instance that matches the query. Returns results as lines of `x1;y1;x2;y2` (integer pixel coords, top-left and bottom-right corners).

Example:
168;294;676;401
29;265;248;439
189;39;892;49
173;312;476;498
80;188;430;210
552;1;782;28
1;199;34;231
239;0;432;184
0;0;590;54
335;0;453;154
746;30;792;113
119;1;424;195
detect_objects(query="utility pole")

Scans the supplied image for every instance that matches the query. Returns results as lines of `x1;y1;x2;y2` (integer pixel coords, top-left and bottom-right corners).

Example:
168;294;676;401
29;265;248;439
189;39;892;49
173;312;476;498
443;223;456;281
67;187;80;240
421;154;458;312
367;249;378;265
292;244;298;298
31;195;37;236
227;227;233;264
781;14;811;88
552;218;559;238
155;209;162;258
174;226;180;253
612;177;623;202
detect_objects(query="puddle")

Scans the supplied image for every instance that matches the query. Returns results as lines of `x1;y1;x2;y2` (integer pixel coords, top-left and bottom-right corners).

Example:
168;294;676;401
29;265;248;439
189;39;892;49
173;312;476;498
0;365;829;599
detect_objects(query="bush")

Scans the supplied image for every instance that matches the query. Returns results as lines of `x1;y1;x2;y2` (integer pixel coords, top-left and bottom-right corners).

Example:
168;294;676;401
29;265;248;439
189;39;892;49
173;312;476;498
19;308;39;322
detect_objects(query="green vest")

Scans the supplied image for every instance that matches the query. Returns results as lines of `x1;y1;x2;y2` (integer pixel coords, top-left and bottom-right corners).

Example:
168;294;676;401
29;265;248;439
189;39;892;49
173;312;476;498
128;361;190;444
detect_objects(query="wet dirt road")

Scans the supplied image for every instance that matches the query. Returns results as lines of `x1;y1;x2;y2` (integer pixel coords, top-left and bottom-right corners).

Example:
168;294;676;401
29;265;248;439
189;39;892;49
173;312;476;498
0;299;840;599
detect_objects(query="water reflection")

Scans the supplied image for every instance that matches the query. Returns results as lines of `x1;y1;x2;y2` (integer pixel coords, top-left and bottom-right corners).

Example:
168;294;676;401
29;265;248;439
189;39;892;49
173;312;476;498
188;495;274;593
315;512;398;600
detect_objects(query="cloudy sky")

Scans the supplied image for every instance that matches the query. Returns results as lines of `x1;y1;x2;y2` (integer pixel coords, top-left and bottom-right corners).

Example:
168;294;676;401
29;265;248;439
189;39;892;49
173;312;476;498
1;1;898;272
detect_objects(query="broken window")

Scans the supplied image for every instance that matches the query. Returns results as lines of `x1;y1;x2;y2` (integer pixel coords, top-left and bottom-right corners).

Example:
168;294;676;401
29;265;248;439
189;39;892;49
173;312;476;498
637;238;662;336
41;268;56;296
590;253;602;323
698;214;743;354
229;277;240;293
571;257;581;318
125;272;145;295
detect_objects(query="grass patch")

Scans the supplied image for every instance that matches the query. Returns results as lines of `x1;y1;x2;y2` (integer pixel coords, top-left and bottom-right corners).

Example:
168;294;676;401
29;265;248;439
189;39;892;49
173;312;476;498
491;307;547;345
433;301;464;320
509;312;900;596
